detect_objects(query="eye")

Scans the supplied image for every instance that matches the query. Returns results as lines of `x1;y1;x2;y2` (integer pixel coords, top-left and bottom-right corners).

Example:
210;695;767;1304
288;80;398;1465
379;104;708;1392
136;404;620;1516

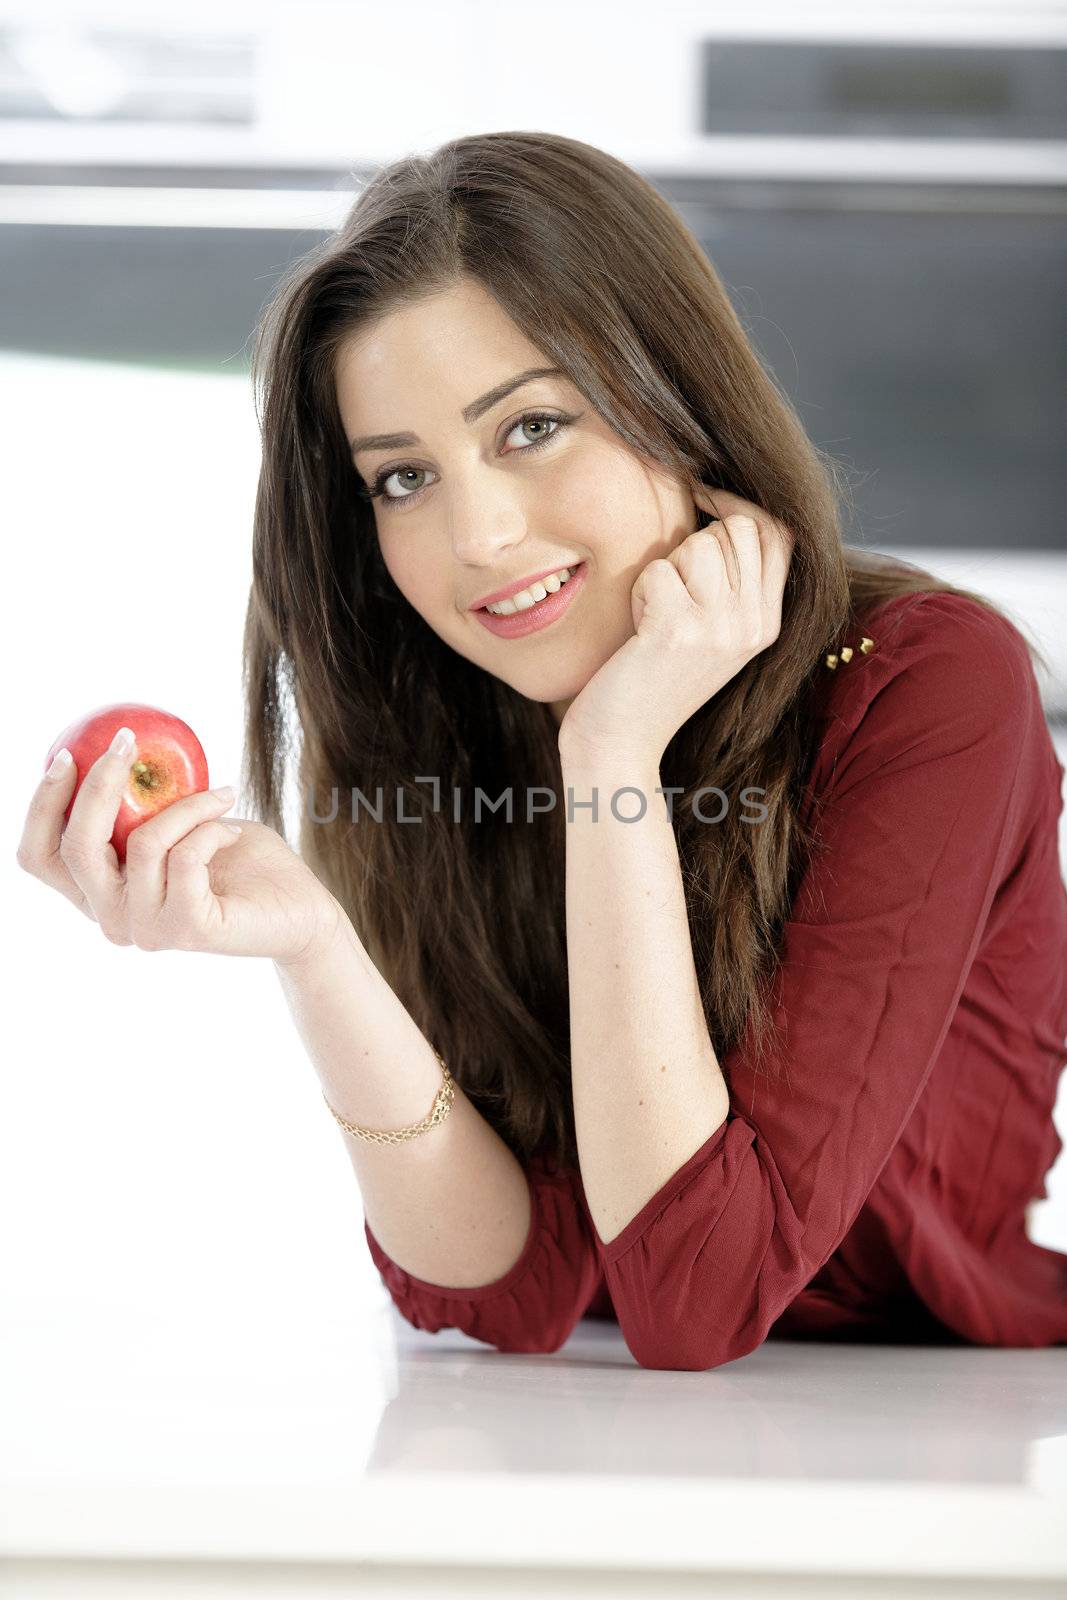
358;409;575;512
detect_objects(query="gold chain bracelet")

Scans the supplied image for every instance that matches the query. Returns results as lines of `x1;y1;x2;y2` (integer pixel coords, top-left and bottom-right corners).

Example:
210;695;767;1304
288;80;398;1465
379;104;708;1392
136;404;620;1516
321;1047;455;1145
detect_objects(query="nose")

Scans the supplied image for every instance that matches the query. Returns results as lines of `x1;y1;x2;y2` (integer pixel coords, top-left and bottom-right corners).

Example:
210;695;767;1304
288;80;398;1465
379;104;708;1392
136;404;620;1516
447;482;529;571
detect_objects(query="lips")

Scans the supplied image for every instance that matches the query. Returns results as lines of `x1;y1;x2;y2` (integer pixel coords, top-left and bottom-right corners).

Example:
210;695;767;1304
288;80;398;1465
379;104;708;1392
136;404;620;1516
473;560;588;638
469;563;582;612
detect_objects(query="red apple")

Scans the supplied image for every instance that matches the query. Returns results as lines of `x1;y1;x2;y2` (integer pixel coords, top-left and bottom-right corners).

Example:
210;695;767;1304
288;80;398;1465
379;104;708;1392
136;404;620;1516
44;703;211;865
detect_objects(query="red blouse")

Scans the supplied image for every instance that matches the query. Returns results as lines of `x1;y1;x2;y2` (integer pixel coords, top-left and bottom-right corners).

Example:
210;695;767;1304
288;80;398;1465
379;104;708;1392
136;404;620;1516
364;591;1067;1369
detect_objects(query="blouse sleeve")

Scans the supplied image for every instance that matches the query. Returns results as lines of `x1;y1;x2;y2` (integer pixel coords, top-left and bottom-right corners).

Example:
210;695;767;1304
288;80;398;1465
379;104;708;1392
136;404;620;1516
362;1152;603;1353
590;593;1041;1371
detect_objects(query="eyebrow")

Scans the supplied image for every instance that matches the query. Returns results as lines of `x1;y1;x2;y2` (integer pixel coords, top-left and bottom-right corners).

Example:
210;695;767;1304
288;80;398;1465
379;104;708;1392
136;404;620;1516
347;366;567;460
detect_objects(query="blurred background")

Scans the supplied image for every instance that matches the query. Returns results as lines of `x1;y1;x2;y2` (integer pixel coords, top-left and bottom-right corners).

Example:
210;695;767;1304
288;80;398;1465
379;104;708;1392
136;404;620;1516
3;2;1066;1595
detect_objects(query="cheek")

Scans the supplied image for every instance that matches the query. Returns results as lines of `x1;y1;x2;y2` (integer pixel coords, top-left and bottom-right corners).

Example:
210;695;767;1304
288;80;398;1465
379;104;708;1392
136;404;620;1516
555;458;651;552
379;536;450;617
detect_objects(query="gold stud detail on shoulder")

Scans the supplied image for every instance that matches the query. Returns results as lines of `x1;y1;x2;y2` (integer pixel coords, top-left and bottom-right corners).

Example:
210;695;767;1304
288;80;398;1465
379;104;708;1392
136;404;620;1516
825;634;875;670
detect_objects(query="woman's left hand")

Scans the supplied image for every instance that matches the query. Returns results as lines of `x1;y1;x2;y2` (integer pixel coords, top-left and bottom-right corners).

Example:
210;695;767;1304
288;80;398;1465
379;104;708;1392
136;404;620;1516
557;489;796;771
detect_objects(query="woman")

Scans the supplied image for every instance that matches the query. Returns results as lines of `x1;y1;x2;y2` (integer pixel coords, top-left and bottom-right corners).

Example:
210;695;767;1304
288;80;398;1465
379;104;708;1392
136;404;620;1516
21;131;1067;1371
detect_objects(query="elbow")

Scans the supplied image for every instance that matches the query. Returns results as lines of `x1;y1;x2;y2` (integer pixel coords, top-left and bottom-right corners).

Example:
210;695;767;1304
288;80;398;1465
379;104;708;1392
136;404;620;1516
483;1318;585;1356
620;1314;767;1373
488;1331;571;1356
632;1334;765;1373
381;1301;582;1357
487;1308;589;1357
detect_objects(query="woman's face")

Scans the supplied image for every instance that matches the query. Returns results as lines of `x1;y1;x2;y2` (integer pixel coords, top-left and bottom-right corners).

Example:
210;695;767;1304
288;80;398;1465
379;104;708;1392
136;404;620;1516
334;276;699;727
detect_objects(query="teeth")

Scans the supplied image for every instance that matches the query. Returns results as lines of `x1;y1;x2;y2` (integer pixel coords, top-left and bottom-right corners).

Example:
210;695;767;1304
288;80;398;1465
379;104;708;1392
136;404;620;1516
485;566;576;615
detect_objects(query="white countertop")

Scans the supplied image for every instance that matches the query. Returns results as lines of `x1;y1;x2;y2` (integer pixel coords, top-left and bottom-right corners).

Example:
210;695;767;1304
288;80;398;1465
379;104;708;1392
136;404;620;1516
2;1255;1066;1592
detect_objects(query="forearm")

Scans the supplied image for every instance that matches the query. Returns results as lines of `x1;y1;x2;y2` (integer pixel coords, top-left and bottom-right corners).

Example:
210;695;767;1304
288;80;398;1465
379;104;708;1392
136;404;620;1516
560;754;730;1247
274;910;532;1289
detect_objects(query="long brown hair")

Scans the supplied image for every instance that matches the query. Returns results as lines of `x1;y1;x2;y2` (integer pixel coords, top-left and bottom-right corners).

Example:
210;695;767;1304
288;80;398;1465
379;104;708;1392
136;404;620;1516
241;130;1049;1172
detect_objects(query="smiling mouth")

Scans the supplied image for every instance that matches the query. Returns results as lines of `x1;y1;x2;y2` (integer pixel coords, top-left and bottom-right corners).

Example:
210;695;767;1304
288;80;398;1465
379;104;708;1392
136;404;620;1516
475;563;585;615
472;560;588;637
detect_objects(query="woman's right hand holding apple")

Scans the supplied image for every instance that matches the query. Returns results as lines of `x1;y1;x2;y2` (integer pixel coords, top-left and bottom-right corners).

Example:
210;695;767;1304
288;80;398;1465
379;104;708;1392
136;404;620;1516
16;730;344;968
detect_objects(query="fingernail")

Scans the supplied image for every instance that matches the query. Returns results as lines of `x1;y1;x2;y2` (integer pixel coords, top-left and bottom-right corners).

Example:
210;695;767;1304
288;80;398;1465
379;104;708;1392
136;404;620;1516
223;823;242;834
210;785;235;801
46;748;73;780
110;727;135;757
